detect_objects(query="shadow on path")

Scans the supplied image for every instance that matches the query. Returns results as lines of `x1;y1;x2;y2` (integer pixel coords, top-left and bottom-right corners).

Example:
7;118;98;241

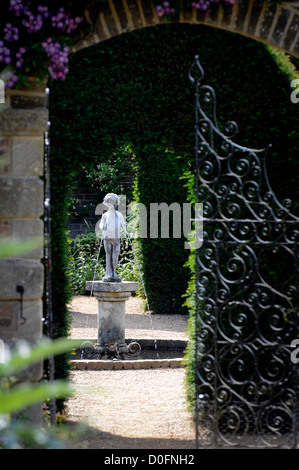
66;422;196;449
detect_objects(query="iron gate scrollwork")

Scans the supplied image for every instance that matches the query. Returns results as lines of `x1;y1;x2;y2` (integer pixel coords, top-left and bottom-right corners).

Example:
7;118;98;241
189;56;299;448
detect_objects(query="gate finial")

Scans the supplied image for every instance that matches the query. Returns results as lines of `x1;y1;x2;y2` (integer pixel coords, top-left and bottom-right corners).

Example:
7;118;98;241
188;55;204;84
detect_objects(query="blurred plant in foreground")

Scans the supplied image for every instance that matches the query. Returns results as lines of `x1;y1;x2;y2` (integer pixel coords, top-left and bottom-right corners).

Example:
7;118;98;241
0;238;81;448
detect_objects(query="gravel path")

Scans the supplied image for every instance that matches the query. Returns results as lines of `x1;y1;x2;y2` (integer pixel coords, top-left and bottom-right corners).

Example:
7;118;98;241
65;295;196;449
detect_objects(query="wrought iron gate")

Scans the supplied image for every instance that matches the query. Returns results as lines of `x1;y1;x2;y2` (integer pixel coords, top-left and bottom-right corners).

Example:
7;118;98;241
189;57;299;449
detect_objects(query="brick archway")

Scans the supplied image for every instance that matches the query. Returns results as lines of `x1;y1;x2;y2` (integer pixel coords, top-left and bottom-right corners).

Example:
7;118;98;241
74;0;299;58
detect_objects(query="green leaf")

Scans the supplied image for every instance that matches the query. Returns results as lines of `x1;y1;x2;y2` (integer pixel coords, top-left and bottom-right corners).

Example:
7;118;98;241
0;338;82;378
0;380;72;415
0;237;43;259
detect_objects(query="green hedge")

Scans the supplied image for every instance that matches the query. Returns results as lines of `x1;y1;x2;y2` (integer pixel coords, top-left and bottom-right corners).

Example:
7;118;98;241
67;231;138;294
131;145;189;314
48;23;299;395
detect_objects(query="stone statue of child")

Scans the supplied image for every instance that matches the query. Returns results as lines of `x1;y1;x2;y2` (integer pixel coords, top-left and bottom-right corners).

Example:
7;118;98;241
99;193;126;282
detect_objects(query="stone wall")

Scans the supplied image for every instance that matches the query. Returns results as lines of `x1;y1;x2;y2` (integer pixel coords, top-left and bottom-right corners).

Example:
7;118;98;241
0;78;48;422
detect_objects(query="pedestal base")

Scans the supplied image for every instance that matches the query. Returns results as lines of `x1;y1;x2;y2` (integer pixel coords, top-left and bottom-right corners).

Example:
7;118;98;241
85;280;139;348
80;340;141;360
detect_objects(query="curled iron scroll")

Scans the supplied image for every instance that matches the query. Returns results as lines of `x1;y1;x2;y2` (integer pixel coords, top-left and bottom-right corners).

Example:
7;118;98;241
192;56;299;449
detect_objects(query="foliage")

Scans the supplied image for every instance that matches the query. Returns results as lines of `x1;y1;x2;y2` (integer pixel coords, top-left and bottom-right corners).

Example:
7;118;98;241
68;195;94;219
131;145;190;314
0;237;82;448
0;337;81;449
67;145;134;225
67;231;139;295
83;145;134;198
0;239;81;448
180;169;197;411
0;236;42;258
44;166;74;411
117;240;140;283
182;251;197;413
266;45;299;82
67;231;104;294
0;0;90;88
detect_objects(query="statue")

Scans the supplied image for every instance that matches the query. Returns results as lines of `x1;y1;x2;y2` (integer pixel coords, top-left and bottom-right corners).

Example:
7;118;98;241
99;193;126;282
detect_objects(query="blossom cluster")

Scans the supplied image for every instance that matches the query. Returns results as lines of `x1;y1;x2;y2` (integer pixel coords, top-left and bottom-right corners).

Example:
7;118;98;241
4;23;19;41
0;0;84;88
155;0;238;18
193;0;236;8
155;2;176;17
42;38;70;80
51;8;83;34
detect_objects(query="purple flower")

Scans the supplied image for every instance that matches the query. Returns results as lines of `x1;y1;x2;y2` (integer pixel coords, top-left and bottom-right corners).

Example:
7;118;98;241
9;0;24;16
22;11;43;33
4;23;19;41
51;8;67;30
42;38;70;80
15;46;26;68
155;2;176;18
5;72;18;89
38;5;50;18
155;5;164;17
192;0;211;10
0;41;11;65
65;17;82;34
5;2;83;83
51;8;83;34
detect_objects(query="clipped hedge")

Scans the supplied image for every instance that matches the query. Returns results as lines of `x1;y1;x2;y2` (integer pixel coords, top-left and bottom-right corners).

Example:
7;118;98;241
131;145;189;314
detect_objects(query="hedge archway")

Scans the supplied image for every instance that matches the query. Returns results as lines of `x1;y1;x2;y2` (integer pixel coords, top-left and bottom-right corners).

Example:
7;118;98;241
48;23;299;353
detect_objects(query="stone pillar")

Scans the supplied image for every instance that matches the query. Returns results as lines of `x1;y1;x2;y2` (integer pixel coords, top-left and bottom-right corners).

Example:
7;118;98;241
0;78;48;423
85;281;139;347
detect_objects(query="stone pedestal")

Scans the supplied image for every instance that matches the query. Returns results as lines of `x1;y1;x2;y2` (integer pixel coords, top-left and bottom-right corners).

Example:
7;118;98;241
85;281;138;348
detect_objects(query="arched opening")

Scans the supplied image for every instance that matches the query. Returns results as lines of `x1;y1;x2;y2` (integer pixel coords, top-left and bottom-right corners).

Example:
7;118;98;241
74;0;299;59
47;23;299;405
